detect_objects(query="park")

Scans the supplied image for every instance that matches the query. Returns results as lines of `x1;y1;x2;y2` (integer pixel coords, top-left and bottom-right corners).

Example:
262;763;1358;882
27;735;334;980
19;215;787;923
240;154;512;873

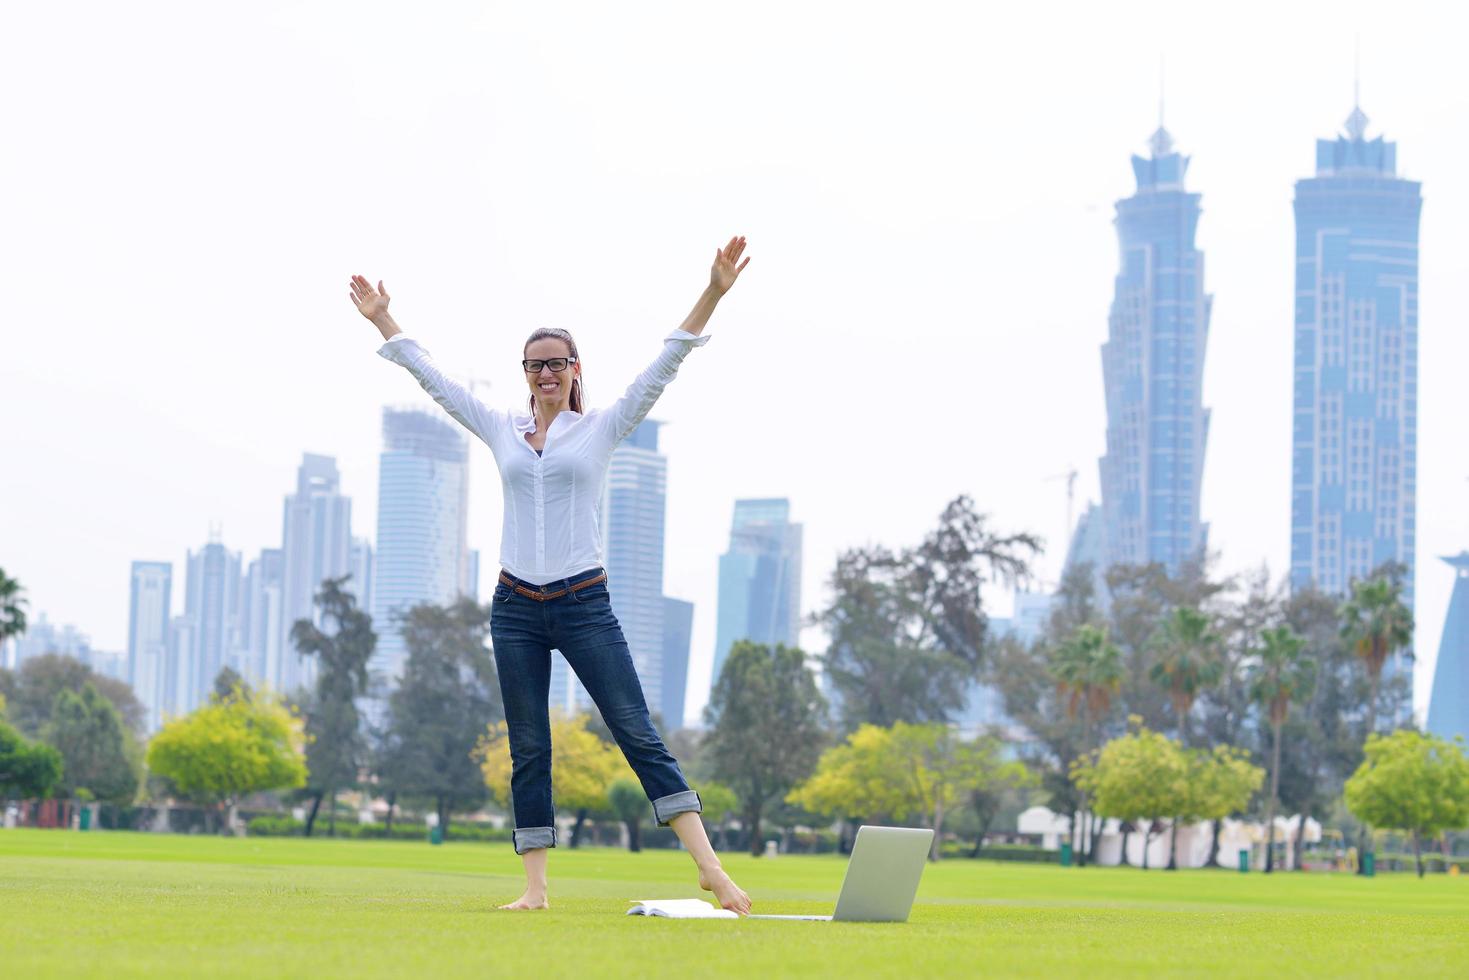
2;829;1467;978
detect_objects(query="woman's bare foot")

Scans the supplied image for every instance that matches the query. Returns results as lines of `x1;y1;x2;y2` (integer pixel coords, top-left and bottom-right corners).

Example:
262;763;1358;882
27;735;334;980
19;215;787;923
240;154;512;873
498;892;549;910
698;865;751;916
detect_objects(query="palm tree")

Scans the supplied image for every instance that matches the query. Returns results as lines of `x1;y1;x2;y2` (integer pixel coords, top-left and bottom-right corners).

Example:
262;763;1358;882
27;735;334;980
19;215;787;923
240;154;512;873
0;567;28;650
1339;574;1413;740
1339;570;1413;873
1249;626;1314;873
1148;606;1223;748
1050;624;1123;866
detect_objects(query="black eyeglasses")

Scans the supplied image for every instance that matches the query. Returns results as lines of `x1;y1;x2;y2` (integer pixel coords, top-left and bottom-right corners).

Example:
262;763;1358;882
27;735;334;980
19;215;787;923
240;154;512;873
522;357;577;373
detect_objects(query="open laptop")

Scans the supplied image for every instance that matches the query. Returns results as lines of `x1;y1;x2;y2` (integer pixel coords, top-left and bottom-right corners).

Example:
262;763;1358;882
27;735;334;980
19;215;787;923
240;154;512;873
748;825;934;922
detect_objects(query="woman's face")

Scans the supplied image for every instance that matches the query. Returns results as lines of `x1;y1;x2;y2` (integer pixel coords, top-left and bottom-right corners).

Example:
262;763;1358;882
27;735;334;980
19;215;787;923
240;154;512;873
524;337;580;410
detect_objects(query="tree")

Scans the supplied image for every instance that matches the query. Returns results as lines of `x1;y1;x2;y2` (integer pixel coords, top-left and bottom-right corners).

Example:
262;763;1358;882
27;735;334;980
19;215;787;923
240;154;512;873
0;718;63;801
1340;569;1414;740
815;497;1039;731
378;597;499;836
0;567;28;646
145;686;306;832
704;641;827;856
1344;730;1469;877
477;712;631;847
1104;558;1230;735
1072;719;1187;870
1049;624;1123;864
693;781;739;851
1340;568;1414;871
2;653;147;738
607;778;650;852
1171;745;1264;870
790;722;1032;861
41;683;141;805
1148;606;1223;747
1248;625;1314;872
290;575;375;836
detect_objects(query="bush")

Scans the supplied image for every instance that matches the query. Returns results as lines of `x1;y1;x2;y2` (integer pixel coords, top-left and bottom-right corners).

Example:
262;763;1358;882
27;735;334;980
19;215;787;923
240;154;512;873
939;841;1058;863
246;816;513;842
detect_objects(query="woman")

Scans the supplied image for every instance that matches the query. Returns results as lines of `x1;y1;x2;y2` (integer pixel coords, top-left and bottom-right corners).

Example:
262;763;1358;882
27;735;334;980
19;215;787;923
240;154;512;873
349;236;752;914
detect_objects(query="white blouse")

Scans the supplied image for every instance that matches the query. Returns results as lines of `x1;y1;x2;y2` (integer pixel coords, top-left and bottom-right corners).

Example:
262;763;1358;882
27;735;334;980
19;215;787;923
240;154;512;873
377;329;710;586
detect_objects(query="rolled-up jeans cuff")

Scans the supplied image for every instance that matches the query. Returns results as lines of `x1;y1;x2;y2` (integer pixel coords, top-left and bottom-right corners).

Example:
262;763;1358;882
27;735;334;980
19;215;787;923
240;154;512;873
513;826;556;854
652;790;702;827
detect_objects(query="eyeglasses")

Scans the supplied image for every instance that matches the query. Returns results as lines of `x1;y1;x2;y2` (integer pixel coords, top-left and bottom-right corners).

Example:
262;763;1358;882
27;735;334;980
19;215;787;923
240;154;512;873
522;357;577;373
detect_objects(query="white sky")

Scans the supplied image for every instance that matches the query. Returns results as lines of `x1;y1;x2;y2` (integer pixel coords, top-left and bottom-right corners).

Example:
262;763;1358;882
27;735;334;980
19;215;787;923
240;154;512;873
2;0;1465;725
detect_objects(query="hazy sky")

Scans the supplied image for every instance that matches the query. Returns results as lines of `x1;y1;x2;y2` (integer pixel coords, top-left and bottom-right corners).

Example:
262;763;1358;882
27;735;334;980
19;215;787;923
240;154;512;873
3;0;1465;723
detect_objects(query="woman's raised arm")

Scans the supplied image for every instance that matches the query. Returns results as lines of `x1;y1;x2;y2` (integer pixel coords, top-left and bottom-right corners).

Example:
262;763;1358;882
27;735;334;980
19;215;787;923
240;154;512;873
597;236;750;441
350;274;501;448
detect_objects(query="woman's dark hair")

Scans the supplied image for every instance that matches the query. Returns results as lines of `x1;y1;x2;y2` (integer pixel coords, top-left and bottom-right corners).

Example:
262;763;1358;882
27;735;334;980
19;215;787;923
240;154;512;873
523;327;584;414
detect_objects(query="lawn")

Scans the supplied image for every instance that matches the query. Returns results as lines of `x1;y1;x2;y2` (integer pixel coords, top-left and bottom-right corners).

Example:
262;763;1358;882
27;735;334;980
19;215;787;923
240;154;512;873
1;829;1465;978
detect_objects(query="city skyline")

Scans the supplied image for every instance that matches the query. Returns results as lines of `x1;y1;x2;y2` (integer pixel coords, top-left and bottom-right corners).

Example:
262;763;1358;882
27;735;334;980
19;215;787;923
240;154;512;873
4;3;1467;725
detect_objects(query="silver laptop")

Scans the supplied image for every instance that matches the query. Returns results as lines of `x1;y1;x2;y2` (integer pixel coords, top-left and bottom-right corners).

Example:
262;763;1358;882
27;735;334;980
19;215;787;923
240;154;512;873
748;825;934;922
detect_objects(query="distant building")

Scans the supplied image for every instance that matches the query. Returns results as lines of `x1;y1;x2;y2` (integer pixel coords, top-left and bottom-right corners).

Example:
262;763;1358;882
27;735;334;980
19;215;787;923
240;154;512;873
182;539;244;709
370;408;471;686
711;498;803;691
661;597;694;730
278;454;353;693
1098;123;1212;574
1289;101;1421;723
549;420;672;719
8;612;95;669
1427;552;1469;743
240;549;283;692
127;560;173;730
349;537;375;616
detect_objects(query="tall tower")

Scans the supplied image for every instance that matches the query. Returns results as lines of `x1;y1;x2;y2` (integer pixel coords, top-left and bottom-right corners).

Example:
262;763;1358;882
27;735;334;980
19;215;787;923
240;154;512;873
370;408;471;686
278;454;354;693
1098;122;1212;573
1426;553;1469;743
549;419;670;717
182;537;243;710
1290;100;1421;624
127;560;173;731
711;498;803;689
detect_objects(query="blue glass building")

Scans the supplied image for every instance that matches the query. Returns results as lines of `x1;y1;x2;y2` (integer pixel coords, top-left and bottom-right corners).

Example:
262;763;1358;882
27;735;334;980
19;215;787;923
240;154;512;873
127;560;173;731
1289;104;1421;711
370;408;471;687
710;498;803;690
550;419;670;716
1098;125;1211;573
1426;553;1468;743
661;596;694;730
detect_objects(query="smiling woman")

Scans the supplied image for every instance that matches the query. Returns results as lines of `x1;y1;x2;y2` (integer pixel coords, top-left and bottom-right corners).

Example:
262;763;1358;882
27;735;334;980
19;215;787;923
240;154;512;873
347;237;753;915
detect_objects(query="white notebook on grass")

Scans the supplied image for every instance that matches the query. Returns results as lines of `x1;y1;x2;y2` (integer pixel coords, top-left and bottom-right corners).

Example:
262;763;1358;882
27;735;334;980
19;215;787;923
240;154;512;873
626;899;737;919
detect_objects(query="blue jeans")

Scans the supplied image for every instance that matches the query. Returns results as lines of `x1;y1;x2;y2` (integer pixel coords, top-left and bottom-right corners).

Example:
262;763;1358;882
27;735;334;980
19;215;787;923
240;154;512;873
490;566;701;854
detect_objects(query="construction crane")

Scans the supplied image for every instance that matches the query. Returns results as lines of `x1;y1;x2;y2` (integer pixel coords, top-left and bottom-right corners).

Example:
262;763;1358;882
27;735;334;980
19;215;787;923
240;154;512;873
1044;467;1079;542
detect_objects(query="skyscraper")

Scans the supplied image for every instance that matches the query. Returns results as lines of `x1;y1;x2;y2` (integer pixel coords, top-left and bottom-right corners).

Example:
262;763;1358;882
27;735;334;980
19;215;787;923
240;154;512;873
240;548;283;691
349;536;375;618
1290;102;1421;626
1098;124;1211;573
711;498;803;689
1426;552;1468;743
661;596;694;729
127;560;173;730
182;538;243;708
549;419;669;716
370;407;471;685
279;454;354;693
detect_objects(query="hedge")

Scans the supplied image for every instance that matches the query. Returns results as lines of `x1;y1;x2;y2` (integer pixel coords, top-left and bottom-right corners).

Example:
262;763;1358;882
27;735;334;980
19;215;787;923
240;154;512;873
247;815;513;842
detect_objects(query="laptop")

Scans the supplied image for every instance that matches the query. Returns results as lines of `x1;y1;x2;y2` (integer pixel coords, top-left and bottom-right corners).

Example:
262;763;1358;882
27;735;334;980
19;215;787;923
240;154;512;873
747;825;934;922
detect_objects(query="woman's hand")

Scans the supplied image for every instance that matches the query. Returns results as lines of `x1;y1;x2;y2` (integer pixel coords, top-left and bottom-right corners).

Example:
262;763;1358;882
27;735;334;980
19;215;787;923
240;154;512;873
710;236;750;295
349;275;391;322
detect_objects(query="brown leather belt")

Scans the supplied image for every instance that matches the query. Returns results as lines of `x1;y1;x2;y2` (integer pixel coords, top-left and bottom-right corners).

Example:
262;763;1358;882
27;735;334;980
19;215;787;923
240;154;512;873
498;570;607;602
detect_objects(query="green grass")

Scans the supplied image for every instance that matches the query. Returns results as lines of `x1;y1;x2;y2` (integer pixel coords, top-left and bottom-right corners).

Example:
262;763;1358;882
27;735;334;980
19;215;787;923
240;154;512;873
2;830;1466;978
